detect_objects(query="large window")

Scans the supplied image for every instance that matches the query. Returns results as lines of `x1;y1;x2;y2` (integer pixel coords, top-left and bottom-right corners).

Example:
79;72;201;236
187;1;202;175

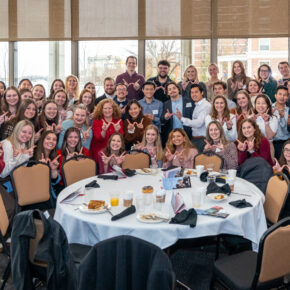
0;42;8;84
218;38;288;81
79;40;138;96
15;41;71;92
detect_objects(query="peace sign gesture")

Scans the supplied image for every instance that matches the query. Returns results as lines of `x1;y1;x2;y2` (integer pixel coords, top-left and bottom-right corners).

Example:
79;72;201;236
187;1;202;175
102;121;111;132
81;126;91;140
114;151;126;165
165;147;174;161
262;109;270;122
247;137;255;152
127;119;135;131
133;79;141;91
213;140;224;151
175;108;182;120
236;139;247;152
164;109;174;120
34;128;44;143
0;112;8;125
113;120;121;132
49;155;60;171
25;145;37;157
100;151;113;165
45;122;56;132
136;118;144;129
204;139;213;151
66;148;75;160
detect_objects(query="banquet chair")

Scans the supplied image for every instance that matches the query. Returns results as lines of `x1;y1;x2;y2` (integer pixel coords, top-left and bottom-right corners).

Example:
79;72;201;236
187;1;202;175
194;152;223;172
212;217;290;290
77;235;175;290
122;150;151;170
10;161;54;214
62;155;97;187
0;194;11;290
264;172;290;226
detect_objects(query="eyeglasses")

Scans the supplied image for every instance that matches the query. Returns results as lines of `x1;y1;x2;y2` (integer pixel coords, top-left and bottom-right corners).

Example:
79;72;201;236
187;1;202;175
283;148;290;153
260;69;269;73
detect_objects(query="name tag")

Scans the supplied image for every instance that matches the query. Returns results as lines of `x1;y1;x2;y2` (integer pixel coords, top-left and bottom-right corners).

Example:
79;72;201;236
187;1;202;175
152;110;158;115
186;103;192;108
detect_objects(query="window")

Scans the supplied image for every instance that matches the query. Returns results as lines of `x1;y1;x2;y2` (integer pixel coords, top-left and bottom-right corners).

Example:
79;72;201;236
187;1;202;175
0;42;9;84
79;40;138;96
259;39;270;51
15;41;71;93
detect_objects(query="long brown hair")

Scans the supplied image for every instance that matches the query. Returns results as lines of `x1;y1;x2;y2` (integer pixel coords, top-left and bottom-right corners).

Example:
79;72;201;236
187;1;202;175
211;95;230;120
52;88;69;110
77;89;95;114
38;100;59;129
1;86;21;116
236;90;253;115
12;99;38;128
163;128;195;162
231;60;247;84
238;119;263;151
206;121;228;146
61;127;83;160
35;130;58;161
103;133;125;156
279;139;290;166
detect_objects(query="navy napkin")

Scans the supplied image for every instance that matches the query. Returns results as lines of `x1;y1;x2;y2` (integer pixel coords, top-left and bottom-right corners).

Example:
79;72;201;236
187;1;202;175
206;182;231;195
123;168;136;177
98;175;118;180
85;180;100;188
200;171;225;184
170;208;197;227
111;205;136;221
229;199;252;208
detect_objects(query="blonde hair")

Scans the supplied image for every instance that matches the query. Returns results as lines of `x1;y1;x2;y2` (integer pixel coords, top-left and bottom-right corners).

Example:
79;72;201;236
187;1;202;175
65;75;79;100
93;99;121;120
7;119;35;150
140;125;163;161
71;104;89;128
183;65;199;82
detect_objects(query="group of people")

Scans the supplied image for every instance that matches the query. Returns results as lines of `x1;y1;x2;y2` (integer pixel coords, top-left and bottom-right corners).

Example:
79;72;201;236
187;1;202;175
0;56;290;195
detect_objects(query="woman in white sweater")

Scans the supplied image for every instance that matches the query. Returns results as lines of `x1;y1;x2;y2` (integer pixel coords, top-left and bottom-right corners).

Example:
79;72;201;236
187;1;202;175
0;119;35;178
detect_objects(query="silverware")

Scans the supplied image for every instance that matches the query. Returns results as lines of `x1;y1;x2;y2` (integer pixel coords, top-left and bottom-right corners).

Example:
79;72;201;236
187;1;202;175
104;205;114;216
231;192;251;197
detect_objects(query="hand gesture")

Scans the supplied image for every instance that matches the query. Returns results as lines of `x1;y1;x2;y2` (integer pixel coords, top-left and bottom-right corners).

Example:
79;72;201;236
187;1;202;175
81;126;91;140
176;150;185;162
175;108;182;120
49;155;60;171
102;121;111;132
277;108;285;118
136;118;144;129
181;80;189;90
213;141;224;151
0;112;8;125
25;145;36;157
60;110;67;121
273;158;283;171
204;139;213;151
122;79;130;87
236;139;247;152
247;138;255;152
66;148;75;160
114;151;126;165
164;109;174;120
89;112;94;120
100;151;113;165
147;146;157;158
34;128;43;143
45;122;56;132
165;147;174;161
127;119;135;131
113;120;121;132
133;79;141;91
262;109;270;122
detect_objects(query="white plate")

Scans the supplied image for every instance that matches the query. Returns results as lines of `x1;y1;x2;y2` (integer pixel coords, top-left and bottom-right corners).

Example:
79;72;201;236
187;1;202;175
79;203;110;214
136;214;165;223
184;169;197;176
206;193;228;202
136;168;158;175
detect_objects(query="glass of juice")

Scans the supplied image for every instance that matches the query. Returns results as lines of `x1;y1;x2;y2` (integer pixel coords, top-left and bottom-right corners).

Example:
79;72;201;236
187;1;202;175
110;192;120;207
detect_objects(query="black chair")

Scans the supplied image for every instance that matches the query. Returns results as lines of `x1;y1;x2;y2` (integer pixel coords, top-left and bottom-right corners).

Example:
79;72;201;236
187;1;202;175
212;217;290;290
78;235;175;290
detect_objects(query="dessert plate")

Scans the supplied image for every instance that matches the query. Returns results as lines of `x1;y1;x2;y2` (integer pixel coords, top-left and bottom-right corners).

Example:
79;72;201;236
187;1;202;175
79;203;110;214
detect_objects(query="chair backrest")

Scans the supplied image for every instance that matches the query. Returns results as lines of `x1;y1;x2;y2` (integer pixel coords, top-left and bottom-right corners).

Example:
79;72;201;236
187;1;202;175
122;151;151;170
264;173;290;224
0;194;9;238
29;219;48;268
62;156;97;186
11;161;51;207
194;153;223;172
253;217;290;287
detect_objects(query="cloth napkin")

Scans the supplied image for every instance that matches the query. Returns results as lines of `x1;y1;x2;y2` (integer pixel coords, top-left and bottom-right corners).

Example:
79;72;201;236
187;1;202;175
85;180;100;188
229;199;252;208
111;205;136;221
98;175;118;180
123;168;136;177
170;209;197;227
200;171;226;184
206;182;231;195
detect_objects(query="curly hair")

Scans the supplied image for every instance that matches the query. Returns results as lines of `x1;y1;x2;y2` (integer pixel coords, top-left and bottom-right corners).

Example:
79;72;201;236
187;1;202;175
163;128;195;162
211;95;230;120
93;99;121;120
238;119;263;151
206;121;228;146
103;133;125;157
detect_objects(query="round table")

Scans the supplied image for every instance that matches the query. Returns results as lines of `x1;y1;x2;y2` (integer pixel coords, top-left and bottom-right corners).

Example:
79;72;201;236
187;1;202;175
54;171;267;251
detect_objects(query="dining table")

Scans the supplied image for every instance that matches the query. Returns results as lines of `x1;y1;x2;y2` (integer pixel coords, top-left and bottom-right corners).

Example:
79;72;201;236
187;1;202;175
54;170;268;251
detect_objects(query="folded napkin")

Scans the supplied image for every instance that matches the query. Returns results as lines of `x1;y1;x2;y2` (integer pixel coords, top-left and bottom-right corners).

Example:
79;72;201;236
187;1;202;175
229;199;252;208
111;205;136;221
98;175;118;180
171;192;186;214
206;182;231;195
123;168;136;177
170;209;197;227
200;171;226;184
85;180;100;188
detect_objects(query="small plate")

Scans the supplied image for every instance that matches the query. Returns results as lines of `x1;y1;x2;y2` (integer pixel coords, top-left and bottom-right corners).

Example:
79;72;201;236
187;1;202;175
184;169;197;176
136;168;158;175
136;214;165;223
206;193;228;202
79;203;110;214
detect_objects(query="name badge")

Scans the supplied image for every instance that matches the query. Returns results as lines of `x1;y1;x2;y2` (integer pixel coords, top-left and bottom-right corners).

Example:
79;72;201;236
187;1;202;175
186;103;192;108
152;110;158;115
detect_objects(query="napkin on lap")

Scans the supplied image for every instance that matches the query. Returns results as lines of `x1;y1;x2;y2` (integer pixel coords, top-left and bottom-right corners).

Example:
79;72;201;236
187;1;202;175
206;182;231;195
229;199;252;208
98;175;118;180
170;209;197;227
111;205;136;221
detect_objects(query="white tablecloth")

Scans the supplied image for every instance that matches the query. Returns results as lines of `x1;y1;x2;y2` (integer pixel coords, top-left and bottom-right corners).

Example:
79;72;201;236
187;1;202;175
54;171;267;251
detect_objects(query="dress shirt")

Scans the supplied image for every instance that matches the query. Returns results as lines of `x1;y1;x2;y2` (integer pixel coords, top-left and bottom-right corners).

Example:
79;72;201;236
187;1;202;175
272;103;290;141
181;98;211;137
171;97;183;129
113;96;128;109
139;97;163;131
116;71;145;101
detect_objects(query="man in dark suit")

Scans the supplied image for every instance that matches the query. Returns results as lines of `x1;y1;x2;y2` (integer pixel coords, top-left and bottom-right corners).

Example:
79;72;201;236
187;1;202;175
161;81;195;146
95;77;116;106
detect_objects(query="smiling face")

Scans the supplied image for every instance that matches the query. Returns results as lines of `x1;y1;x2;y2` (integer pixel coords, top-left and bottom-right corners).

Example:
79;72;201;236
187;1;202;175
73;108;87;126
242;121;255;139
208;65;218;78
104;80;115;95
32;86;45;101
66;131;80;149
19;80;32;90
82;92;93;106
53;80;64;92
115;85;128;100
102;102;113;119
126;57;137;72
248;81;259;94
167;84;179;99
43;133;57;151
110;135;122;151
283;144;290;162
67;77;77;90
208;123;221;142
237;93;249;109
54;91;67;107
128;103;141;120
172;131;185;147
145;129;157;146
185;67;196;81
190;87;203;102
279;63;290;78
157;64;169;78
142;84;155;99
21;91;33;100
85;83;96;95
17;125;33;144
5;89;19;106
214;97;226;113
233;62;242;75
213;84;226;97
44;103;58;120
275;89;288;105
24;103;37;120
259;66;270;80
255;97;268;114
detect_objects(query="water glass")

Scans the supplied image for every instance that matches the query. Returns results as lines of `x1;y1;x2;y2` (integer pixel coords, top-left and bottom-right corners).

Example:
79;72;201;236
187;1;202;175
196;165;204;177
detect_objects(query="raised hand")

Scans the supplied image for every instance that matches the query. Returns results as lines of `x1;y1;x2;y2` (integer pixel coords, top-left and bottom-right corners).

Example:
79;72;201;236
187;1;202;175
0;112;8;125
66;148;75;160
164;109;174;120
273;158;282;171
236;139;247;152
204;139;213;151
147;146;157;158
25;145;37;156
122;79;130;87
34;128;43;143
176;150;185;162
60;110;67;121
39;153;47;163
133;79;141;91
49;155;60;171
114;151;126;165
262;109;270;122
247;137;255;152
102;121;112;132
165;147;175;161
145;113;154;121
127;119;135;131
113;120;121;132
213;141;224;151
100;151;113;165
224;117;233;130
81;126;91;140
45;121;55;132
136;118;144;129
175;108;182;120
